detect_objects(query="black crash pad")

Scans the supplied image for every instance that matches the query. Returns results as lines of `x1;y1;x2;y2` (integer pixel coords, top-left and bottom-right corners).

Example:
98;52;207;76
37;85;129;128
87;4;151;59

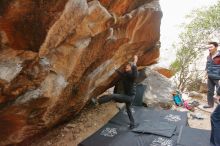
110;106;188;132
79;122;178;146
78;106;188;146
132;121;177;138
177;126;211;146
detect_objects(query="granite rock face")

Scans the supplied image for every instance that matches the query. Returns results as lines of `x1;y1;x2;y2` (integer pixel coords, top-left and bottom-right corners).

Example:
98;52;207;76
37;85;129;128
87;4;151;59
0;0;162;144
139;68;176;108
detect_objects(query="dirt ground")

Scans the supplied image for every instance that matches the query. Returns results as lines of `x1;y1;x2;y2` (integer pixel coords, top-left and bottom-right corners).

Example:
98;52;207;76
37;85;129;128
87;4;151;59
187;96;218;130
21;102;118;146
20;96;217;146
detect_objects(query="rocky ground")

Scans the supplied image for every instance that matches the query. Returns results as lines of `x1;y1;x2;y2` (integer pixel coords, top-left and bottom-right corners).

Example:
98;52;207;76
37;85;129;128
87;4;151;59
19;95;217;146
20;102;118;146
187;97;218;130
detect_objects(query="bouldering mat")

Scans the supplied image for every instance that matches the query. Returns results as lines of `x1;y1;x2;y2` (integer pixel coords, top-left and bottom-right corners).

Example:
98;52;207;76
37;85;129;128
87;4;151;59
177;126;211;146
79;106;188;146
132;121;177;138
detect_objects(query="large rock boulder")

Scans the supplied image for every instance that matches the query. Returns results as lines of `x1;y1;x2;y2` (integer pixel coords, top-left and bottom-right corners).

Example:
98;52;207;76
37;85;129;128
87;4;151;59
140;68;176;108
113;67;176;109
0;0;162;144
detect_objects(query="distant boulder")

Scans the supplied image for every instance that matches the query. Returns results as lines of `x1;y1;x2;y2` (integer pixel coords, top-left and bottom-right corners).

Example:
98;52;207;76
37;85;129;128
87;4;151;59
153;67;174;78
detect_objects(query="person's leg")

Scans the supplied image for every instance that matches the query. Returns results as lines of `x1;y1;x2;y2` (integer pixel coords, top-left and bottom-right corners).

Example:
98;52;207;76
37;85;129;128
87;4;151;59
97;94;113;104
125;103;135;128
98;94;133;104
210;104;220;146
205;78;215;108
98;94;136;128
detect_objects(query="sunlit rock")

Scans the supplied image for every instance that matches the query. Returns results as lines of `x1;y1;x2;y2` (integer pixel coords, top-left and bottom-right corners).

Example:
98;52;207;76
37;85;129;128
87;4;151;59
0;0;162;144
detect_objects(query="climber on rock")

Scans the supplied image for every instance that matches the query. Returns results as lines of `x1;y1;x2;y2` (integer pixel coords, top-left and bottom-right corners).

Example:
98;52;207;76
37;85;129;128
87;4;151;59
91;55;139;129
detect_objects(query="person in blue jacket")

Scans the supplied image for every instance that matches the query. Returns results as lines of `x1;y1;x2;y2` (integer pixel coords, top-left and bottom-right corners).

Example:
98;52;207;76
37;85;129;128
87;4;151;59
92;55;139;129
204;42;220;108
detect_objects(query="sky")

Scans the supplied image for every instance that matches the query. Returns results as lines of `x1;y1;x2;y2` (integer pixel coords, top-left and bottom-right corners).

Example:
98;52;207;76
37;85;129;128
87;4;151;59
159;0;219;68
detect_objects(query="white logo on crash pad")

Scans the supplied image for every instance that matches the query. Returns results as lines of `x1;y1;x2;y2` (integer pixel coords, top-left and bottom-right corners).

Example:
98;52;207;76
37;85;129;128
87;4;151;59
164;114;181;122
150;137;173;146
100;128;117;137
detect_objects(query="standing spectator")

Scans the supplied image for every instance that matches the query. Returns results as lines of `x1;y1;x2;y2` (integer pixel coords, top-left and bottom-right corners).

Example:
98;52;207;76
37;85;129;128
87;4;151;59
204;42;220;108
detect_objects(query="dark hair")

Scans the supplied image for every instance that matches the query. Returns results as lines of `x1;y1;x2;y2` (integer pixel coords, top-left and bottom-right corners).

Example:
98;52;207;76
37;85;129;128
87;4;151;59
208;42;218;47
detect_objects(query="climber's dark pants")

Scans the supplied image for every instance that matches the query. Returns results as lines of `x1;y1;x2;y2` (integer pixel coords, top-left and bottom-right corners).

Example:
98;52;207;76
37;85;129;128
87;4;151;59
98;94;135;126
210;104;220;146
